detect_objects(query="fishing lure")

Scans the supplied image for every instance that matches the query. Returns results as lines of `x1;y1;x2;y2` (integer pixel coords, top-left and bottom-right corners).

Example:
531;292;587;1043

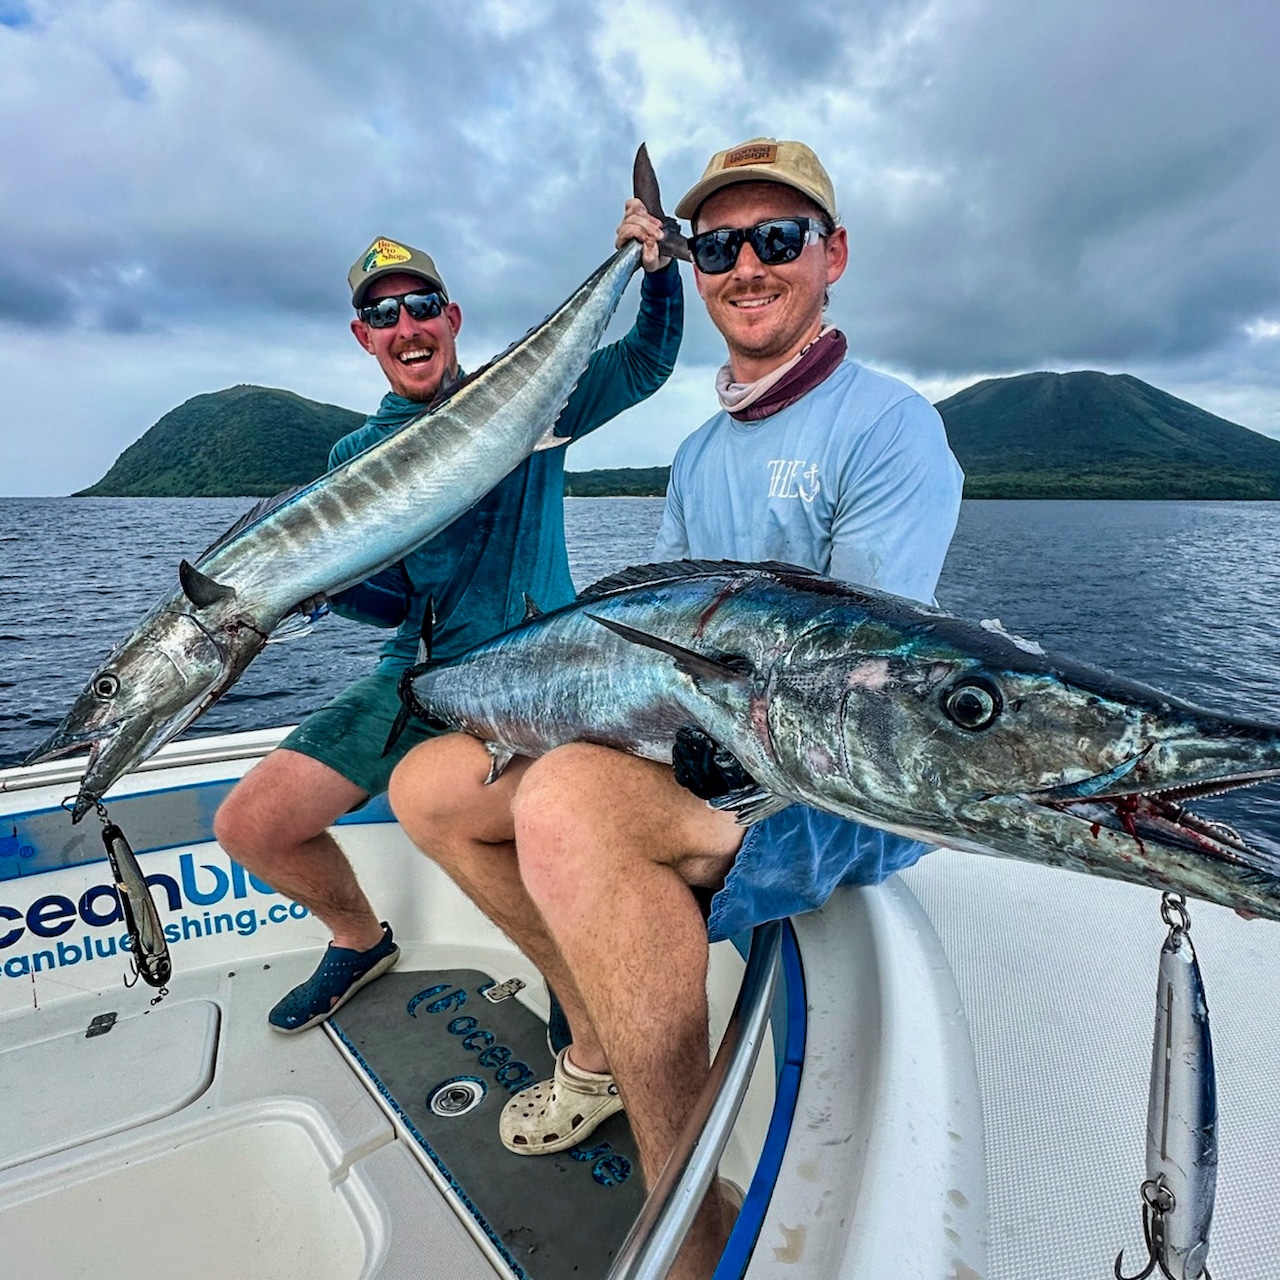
98;810;172;994
1116;893;1217;1280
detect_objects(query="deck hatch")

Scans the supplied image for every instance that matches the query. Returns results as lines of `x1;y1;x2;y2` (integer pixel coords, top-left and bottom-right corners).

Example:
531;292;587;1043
0;998;219;1170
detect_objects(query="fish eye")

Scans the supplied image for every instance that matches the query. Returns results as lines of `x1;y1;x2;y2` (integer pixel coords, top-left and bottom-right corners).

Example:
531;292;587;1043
942;677;1002;731
92;673;121;700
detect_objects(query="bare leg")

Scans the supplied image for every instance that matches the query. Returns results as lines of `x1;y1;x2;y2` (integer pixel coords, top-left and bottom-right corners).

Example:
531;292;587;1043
388;733;608;1071
513;744;744;1280
214;749;384;952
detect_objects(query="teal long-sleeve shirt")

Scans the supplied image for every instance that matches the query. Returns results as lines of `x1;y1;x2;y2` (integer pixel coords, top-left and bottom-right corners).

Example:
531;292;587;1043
326;261;682;672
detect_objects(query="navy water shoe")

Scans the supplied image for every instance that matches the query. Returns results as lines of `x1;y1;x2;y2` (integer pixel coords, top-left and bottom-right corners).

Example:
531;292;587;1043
268;922;399;1033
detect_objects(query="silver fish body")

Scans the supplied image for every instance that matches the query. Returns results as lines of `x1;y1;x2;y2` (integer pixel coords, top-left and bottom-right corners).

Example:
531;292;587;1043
30;147;682;820
1143;926;1217;1280
410;559;1280;921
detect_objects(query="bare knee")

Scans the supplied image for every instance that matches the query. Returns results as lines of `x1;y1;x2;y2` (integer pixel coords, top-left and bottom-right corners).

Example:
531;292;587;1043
213;779;271;860
514;745;742;899
389;734;522;855
514;745;623;850
513;746;654;895
213;750;362;864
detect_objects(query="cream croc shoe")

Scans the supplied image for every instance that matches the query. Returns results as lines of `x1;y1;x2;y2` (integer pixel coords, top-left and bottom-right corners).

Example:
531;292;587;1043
500;1048;623;1155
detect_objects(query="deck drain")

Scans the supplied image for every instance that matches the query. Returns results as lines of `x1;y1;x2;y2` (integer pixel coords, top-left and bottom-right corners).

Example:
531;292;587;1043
428;1076;488;1117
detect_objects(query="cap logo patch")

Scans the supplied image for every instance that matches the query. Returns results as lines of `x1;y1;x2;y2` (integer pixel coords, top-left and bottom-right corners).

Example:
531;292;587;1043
362;238;413;273
724;143;778;168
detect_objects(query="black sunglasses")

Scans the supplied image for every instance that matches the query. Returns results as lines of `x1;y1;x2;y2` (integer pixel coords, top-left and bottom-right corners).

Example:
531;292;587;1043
688;217;826;275
358;290;446;329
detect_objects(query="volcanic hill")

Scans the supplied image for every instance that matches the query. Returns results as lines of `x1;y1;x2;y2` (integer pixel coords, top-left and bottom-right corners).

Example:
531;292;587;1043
936;371;1280;499
77;385;365;497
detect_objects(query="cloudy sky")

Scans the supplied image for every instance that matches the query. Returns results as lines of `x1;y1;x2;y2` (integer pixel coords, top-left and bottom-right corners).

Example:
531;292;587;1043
2;0;1277;495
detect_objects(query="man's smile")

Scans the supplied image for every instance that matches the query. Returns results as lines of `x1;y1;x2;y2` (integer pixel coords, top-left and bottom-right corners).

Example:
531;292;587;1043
397;346;437;365
729;293;780;310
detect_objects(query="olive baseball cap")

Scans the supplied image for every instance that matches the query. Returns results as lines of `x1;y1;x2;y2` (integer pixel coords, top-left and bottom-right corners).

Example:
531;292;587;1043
348;236;448;308
675;138;838;225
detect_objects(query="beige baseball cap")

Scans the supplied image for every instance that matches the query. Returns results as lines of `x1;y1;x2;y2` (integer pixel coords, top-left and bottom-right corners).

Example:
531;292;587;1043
675;138;838;225
348;236;448;308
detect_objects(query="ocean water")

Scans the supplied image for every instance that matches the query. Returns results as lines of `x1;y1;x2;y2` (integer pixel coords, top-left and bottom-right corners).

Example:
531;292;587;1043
2;496;1278;838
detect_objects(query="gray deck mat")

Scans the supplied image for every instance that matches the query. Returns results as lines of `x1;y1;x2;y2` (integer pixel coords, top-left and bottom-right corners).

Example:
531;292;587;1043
331;969;645;1279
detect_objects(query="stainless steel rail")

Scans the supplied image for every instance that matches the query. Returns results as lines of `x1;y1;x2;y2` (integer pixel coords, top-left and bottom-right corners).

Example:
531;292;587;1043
607;919;784;1280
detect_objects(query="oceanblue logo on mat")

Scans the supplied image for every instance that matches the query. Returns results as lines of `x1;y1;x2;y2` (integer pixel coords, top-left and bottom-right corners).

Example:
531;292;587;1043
408;983;538;1094
408;981;633;1187
0;852;309;979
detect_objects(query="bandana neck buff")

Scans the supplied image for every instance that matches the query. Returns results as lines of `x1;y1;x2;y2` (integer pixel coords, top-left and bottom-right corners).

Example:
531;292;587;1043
368;367;463;431
716;327;848;422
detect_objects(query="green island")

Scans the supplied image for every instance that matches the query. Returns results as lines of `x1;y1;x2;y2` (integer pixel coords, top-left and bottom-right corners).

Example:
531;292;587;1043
77;371;1280;500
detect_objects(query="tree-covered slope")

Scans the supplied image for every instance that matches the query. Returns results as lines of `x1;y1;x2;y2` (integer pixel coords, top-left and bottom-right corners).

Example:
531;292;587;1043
937;371;1280;498
77;385;365;497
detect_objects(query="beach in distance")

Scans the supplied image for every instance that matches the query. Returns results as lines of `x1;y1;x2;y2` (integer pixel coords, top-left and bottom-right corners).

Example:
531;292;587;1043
2;495;1278;843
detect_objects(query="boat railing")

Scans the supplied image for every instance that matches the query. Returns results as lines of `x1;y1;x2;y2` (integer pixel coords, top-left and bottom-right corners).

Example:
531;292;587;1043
606;919;783;1280
0;729;292;795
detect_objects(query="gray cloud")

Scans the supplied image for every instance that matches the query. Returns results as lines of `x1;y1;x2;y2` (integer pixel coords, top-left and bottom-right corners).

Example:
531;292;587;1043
2;0;1280;495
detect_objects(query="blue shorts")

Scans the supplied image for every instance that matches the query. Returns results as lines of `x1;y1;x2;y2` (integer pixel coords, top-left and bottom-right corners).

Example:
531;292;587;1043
705;806;930;943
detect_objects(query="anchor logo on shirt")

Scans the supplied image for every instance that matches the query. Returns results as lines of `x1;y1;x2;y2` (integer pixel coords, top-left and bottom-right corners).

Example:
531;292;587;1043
767;459;821;504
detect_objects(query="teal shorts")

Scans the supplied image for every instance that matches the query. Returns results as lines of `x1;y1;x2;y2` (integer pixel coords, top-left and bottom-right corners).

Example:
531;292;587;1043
280;669;443;798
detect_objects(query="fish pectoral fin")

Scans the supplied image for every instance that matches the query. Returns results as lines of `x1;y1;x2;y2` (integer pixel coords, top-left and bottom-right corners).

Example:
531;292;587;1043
415;597;437;666
266;613;317;644
533;423;572;452
483;743;517;784
179;559;236;608
586;614;755;688
710;786;793;826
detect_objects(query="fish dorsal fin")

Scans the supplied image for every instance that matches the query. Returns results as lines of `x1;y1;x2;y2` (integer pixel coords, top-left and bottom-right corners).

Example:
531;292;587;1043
577;558;814;603
710;786;793;826
586;613;755;686
197;485;305;562
522;593;543;621
179;559;236;608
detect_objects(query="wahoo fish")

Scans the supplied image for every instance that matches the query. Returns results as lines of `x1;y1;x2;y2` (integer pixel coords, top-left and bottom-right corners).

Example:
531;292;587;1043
29;147;689;821
406;560;1280;921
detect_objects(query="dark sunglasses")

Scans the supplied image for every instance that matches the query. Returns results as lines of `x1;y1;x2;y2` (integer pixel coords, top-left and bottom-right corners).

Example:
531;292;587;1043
688;217;826;275
358;290;446;329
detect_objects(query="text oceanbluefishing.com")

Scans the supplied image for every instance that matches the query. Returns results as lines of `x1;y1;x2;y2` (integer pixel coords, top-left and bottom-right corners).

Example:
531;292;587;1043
0;852;308;979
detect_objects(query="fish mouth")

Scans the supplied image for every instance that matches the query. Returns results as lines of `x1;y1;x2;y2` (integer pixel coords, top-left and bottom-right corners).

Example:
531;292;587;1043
24;722;128;822
1023;753;1280;864
24;721;121;768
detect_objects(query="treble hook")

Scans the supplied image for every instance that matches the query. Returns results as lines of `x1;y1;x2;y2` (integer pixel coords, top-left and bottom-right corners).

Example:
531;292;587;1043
1114;1178;1213;1280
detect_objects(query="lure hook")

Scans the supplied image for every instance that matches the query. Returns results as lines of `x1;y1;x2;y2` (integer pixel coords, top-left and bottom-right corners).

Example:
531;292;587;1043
1114;1179;1213;1280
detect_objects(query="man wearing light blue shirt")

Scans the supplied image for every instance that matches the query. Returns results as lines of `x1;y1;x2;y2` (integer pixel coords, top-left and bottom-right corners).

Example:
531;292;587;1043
390;137;961;1280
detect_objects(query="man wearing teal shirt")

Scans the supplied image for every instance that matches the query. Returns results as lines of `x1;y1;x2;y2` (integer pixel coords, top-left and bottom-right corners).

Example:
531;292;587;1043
214;202;682;1033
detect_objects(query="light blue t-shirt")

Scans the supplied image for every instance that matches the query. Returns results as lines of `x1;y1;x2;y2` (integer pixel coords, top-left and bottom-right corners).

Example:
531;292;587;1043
654;357;962;601
653;357;965;941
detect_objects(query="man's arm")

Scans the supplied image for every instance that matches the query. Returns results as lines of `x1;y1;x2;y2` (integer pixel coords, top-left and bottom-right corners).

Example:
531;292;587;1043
327;562;412;627
550;261;683;444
